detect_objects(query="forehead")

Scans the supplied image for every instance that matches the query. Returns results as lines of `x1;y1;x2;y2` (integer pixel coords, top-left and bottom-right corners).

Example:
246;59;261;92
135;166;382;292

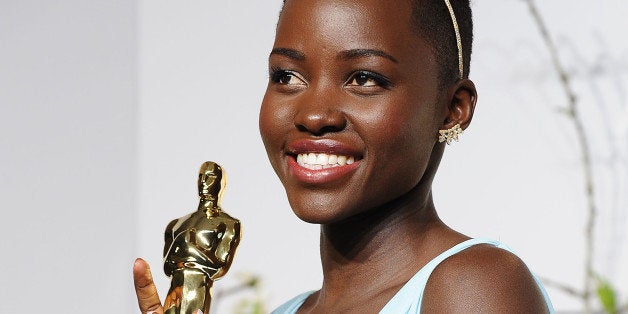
277;0;421;55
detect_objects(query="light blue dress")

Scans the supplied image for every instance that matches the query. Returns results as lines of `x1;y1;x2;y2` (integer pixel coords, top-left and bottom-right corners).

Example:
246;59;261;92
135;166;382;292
272;238;554;313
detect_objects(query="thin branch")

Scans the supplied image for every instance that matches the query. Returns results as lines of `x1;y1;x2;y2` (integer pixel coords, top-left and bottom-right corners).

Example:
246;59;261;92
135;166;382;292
212;276;261;310
214;282;252;299
524;1;599;312
538;276;585;299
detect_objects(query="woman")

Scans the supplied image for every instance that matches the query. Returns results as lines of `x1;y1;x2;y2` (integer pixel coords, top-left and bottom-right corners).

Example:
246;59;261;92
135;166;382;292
134;0;554;312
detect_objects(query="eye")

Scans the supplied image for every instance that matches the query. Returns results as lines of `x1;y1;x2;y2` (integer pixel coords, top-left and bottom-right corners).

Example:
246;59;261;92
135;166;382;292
270;68;306;86
345;71;391;89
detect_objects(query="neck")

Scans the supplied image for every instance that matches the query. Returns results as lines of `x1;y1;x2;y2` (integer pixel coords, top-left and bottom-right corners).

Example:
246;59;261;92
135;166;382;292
316;184;458;308
198;196;219;214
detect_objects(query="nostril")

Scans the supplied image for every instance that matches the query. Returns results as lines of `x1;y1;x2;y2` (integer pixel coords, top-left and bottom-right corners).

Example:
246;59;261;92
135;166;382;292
318;125;343;135
295;120;345;136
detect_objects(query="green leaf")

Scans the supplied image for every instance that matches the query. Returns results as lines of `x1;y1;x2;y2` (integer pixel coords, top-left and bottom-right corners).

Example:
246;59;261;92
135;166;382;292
595;276;617;314
233;298;268;314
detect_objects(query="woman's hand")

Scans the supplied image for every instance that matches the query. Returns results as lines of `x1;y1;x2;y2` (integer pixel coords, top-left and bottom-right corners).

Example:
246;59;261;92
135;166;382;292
133;258;164;314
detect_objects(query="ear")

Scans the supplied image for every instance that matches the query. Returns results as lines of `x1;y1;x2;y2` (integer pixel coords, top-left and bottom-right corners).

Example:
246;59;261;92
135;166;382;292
442;79;477;131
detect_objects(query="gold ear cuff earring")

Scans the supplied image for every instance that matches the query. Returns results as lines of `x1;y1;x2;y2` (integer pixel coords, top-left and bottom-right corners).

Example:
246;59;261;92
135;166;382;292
438;124;463;144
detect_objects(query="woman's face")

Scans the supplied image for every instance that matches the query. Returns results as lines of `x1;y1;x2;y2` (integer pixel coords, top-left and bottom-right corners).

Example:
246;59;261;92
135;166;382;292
259;0;445;224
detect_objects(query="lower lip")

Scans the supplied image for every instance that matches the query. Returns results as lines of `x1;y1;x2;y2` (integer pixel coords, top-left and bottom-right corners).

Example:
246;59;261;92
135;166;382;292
287;156;360;185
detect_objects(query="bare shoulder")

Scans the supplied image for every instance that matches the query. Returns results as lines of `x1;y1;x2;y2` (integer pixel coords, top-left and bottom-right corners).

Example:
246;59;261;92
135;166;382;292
421;244;549;313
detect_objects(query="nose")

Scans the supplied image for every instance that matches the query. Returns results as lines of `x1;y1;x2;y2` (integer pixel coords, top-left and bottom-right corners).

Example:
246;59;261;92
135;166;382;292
293;91;347;136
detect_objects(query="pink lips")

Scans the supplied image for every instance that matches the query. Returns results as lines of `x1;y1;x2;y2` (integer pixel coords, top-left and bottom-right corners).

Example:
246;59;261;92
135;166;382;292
286;139;362;185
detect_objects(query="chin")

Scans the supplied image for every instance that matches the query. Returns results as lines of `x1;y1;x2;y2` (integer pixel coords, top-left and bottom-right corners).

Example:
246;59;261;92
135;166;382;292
286;193;357;225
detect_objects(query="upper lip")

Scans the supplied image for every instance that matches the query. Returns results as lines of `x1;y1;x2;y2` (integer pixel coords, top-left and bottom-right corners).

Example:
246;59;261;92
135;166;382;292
285;138;363;159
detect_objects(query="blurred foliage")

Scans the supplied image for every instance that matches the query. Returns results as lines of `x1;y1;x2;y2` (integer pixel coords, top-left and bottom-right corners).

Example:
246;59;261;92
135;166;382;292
233;298;267;314
524;0;628;312
216;272;268;314
594;274;618;314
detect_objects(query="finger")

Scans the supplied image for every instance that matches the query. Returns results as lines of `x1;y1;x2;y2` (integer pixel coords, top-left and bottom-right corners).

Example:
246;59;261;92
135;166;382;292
133;258;164;314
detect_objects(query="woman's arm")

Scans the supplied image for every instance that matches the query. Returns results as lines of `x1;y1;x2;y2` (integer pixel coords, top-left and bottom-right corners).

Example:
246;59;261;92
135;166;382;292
421;245;549;313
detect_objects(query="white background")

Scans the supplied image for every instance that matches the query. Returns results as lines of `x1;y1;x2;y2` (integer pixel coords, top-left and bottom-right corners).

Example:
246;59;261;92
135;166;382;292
1;1;627;313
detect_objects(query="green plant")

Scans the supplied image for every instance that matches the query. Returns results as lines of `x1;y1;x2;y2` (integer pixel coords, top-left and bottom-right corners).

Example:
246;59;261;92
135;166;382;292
524;1;627;312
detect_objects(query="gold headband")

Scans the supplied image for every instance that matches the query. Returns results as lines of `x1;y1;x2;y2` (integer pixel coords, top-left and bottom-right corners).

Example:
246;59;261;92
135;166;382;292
443;0;464;79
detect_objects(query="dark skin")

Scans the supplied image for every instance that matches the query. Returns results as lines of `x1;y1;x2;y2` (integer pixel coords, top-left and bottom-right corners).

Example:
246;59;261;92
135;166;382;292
260;0;547;313
133;0;548;313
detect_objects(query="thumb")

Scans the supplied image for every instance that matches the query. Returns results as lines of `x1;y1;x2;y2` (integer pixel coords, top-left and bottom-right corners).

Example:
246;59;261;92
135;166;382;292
133;258;164;314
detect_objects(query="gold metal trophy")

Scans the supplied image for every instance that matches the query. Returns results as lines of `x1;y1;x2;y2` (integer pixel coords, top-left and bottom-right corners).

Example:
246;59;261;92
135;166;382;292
163;161;242;314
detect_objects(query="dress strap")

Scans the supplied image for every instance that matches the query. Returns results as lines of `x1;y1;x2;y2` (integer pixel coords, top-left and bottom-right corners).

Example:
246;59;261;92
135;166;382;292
380;238;501;313
273;238;554;313
271;290;314;314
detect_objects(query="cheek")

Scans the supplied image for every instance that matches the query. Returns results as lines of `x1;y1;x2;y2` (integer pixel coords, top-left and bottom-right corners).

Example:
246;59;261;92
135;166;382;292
259;93;288;151
259;92;299;183
360;99;439;197
259;94;282;171
359;97;438;159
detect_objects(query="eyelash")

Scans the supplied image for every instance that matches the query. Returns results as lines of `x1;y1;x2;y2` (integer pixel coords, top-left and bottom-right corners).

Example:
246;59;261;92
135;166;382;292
345;71;391;89
269;67;302;85
269;67;392;90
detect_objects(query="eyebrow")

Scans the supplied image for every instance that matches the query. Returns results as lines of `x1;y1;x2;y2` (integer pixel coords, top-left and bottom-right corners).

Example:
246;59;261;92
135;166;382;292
338;49;398;63
270;48;305;61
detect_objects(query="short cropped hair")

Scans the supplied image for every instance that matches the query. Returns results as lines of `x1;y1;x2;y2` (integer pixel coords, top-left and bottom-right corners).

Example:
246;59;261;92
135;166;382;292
412;0;473;86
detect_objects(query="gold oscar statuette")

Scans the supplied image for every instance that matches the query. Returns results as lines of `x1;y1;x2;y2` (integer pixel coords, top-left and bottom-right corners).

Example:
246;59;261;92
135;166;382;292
163;161;242;314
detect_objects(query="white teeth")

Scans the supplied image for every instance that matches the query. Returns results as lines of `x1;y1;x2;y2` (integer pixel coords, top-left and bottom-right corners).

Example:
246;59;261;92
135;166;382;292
316;154;328;165
295;153;358;169
337;155;347;166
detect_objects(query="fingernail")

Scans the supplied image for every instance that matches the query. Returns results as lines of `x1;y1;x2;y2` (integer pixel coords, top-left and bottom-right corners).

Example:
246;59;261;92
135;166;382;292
197;310;204;314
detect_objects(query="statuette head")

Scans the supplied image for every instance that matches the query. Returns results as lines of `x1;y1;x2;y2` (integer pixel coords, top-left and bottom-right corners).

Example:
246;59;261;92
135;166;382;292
197;161;226;209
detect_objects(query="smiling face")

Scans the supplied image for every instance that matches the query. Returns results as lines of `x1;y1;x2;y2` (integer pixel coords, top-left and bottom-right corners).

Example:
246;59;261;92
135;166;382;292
259;0;448;224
